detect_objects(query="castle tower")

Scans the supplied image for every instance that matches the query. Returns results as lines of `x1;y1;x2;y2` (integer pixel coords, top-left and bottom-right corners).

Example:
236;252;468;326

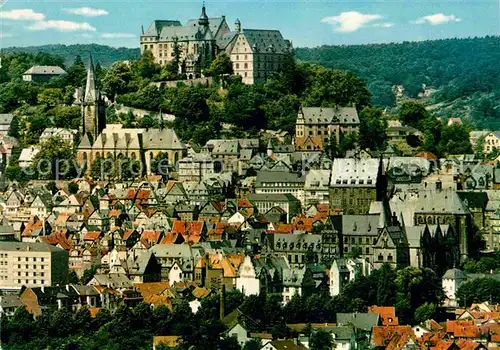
82;52;106;143
235;18;241;32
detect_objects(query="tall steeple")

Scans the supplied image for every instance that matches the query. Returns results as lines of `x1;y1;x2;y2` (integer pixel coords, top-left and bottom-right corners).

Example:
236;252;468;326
84;52;98;103
81;52;106;144
198;2;209;27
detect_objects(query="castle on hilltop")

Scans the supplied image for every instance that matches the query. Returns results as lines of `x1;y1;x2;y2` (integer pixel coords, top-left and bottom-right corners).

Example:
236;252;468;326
140;4;292;84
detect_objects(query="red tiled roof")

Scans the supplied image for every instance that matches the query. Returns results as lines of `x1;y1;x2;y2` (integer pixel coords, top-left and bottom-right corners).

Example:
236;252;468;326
368;306;399;326
83;231;102;242
122;229;137;241
371;325;413;350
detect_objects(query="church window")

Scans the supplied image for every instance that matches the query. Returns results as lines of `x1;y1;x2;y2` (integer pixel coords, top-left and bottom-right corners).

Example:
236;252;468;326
244;63;248;69
236;63;239;69
387;254;393;261
378;254;383;261
366;247;369;254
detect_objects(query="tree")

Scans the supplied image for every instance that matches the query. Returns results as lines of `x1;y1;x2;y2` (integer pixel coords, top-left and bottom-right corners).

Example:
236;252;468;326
133;50;161;79
207;53;234;81
220;337;241;350
8;115;20;139
5;306;35;345
243;339;261;350
395;267;444;324
102;62;133;101
398;101;429;129
414;302;436;325
67;55;87;87
309;329;334;350
67;270;80;284
138;114;159;128
302;66;371;110
81;264;100;284
38;88;65;108
359;107;387;151
46;181;58;194
73;306;92;334
438;124;473;155
68;181;79;194
457;278;500;306
30;137;76;180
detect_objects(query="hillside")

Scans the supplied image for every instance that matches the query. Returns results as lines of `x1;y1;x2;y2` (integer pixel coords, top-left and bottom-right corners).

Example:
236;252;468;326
295;36;500;129
4;44;140;67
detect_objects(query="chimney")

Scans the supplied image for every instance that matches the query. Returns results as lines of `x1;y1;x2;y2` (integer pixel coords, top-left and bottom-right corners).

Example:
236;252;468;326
220;284;226;320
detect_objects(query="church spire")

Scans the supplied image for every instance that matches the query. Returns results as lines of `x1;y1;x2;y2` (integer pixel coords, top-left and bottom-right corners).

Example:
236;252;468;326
199;2;209;27
84;52;97;103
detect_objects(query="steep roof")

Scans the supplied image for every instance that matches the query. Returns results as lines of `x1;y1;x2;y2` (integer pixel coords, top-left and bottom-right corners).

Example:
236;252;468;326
443;268;466;280
299;107;359;125
0;242;65;253
240;29;291;54
23;65;67;75
330;158;380;187
143;20;182;36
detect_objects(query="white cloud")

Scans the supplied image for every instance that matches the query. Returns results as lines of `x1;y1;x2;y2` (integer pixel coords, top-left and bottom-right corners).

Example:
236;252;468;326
322;11;384;32
414;13;461;25
373;22;394;28
64;7;108;17
0;9;45;21
101;32;136;39
28;20;96;32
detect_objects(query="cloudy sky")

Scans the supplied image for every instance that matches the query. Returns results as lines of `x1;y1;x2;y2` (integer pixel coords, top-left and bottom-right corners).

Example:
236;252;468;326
0;0;499;48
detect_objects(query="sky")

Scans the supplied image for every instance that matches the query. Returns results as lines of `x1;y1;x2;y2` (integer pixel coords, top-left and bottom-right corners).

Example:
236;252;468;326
0;0;499;48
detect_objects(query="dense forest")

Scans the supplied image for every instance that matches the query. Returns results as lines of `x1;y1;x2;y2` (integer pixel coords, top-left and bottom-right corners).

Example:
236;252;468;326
296;36;500;129
4;44;139;67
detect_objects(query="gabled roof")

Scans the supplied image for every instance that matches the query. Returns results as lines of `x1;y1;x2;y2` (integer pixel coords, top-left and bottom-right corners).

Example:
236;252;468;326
23;65;67;75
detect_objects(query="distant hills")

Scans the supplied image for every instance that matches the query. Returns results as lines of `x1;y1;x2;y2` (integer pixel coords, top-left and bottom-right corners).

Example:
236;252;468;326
4;44;140;67
295;36;500;128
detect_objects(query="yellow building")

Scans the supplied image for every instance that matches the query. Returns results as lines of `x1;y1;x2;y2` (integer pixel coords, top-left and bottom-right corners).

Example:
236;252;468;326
78;124;187;175
0;242;68;290
483;131;500;154
295;107;360;145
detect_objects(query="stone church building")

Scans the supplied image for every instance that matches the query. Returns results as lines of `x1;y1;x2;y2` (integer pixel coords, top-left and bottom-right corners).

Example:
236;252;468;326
77;54;187;174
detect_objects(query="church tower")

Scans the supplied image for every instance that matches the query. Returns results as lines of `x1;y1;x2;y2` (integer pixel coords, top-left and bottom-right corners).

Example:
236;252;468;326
82;52;106;143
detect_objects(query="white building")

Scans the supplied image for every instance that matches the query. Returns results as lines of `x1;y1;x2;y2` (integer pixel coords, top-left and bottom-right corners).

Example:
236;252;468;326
236;256;259;296
0;242;69;291
40;128;78;145
304;169;330;206
442;268;466;307
18;146;40;168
